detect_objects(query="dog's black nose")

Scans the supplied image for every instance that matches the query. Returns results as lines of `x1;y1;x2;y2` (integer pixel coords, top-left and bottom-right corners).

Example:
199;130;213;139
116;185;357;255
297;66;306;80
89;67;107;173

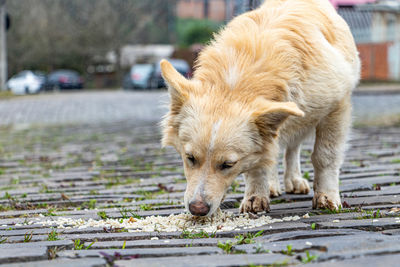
189;200;210;216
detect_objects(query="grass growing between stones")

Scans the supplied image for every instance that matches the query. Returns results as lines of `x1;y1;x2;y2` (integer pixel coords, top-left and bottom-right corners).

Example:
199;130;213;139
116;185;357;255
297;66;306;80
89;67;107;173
253;243;270;254
47;229;60;241
23;232;33;242
97;211;109;220
356;209;383;220
119;207;141;219
301;251;318;264
217;240;235;253
217;231;265;254
180;229;216;239
282;245;294;256
234;230;264;245
74;239;95;250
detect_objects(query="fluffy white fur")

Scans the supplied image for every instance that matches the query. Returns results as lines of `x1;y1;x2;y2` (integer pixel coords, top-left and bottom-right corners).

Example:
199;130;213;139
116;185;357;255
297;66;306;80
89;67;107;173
160;0;360;216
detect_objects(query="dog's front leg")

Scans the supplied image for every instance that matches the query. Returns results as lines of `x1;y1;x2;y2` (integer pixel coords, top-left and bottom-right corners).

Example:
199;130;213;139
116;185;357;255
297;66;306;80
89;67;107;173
240;166;271;213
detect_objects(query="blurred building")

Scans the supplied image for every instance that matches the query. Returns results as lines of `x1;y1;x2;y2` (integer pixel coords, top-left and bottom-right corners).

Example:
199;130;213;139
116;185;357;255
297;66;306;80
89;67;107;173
331;0;376;8
119;45;174;68
175;0;374;22
339;0;400;80
176;0;262;22
176;0;400;81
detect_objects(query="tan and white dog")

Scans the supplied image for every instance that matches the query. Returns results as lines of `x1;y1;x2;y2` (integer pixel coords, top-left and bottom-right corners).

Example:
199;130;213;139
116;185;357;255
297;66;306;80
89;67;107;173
161;0;360;216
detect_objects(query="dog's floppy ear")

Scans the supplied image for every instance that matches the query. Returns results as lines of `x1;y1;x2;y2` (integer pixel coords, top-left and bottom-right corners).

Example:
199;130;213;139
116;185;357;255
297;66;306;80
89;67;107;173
252;101;304;139
160;59;191;116
160;59;192;148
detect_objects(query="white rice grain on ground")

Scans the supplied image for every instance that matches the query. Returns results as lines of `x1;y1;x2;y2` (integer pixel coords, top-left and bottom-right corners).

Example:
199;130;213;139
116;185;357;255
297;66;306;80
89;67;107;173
33;210;301;233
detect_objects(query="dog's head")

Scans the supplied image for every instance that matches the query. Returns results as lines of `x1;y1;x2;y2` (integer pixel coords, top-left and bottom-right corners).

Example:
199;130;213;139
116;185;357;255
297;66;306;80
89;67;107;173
160;60;304;216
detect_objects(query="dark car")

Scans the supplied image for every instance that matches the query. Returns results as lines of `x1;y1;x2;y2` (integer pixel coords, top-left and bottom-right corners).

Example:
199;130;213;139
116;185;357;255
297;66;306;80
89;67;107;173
45;70;84;90
149;59;191;89
123;64;154;90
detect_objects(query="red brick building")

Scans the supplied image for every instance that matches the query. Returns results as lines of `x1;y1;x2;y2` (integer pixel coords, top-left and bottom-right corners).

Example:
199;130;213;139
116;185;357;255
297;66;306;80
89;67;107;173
176;0;235;21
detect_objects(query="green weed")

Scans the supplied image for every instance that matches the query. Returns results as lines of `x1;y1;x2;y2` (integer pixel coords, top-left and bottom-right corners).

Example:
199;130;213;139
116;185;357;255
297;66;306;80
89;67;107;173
231;180;240;193
80;199;97;209
282;244;293;255
217;240;234;254
301;250;318;263
180;229;216;239
0;236;7;243
235;230;264;245
139;204;153;211
23;232;33;242
119;207;141;219
97;211;108;220
74;239;95;250
254;242;270;254
47;229;60;241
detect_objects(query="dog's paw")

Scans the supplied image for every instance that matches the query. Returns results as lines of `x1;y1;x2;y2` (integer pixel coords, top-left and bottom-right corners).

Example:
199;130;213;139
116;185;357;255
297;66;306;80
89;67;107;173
285;177;310;194
240;195;270;213
312;192;341;210
269;182;281;198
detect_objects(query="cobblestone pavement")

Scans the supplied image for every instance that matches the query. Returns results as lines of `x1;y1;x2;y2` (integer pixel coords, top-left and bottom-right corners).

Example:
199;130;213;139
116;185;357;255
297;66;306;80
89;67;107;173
0;90;399;126
0;91;169;126
0;119;399;266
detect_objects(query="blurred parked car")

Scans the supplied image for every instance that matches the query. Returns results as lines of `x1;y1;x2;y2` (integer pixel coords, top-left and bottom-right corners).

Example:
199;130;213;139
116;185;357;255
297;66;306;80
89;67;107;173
149;59;191;88
45;70;84;90
123;64;154;90
7;70;46;95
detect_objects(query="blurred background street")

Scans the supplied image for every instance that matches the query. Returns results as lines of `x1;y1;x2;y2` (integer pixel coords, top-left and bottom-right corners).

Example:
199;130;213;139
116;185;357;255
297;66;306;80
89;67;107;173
0;0;399;127
0;89;399;127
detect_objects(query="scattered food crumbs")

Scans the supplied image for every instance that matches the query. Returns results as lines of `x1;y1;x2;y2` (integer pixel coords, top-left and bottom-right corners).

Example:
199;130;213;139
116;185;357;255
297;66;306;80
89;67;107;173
32;210;300;233
332;219;340;223
389;207;400;214
372;219;379;222
151;237;159;240
306;241;312;246
164;240;170;243
302;213;310;219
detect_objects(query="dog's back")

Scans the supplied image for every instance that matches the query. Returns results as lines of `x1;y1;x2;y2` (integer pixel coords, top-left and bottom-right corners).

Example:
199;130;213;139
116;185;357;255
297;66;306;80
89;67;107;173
194;0;360;108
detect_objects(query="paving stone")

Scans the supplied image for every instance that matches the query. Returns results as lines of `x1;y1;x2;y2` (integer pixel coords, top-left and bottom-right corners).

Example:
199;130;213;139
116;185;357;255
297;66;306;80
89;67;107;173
317;217;400;231
57;247;221;259
236;232;400;261
341;185;400;197
1;258;107;267
114;254;297;267
0;247;48;263
0;209;48;219
0;239;73;249
304;254;400;267
84;238;234;249
255;228;367;242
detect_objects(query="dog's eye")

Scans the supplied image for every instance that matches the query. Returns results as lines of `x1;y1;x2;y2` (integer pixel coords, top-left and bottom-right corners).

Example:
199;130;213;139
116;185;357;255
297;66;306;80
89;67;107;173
220;161;235;170
186;154;196;165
